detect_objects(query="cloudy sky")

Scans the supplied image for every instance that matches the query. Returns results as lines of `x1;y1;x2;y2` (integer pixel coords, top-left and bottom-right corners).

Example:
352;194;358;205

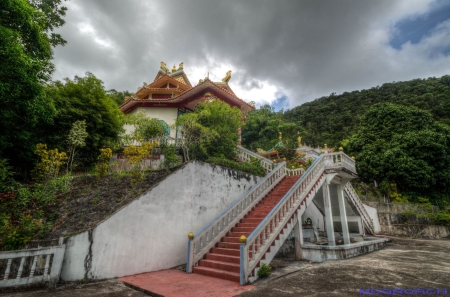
52;0;450;110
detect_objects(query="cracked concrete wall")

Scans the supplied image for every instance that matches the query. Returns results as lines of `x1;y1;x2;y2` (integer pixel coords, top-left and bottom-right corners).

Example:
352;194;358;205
60;161;260;281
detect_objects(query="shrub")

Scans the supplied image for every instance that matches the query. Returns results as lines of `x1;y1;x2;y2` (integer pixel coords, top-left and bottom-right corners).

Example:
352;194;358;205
206;157;265;177
257;263;272;278
32;144;68;183
96;148;112;178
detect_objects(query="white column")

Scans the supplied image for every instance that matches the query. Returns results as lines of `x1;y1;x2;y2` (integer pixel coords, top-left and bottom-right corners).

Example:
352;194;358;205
294;213;304;260
322;182;335;246
337;183;350;245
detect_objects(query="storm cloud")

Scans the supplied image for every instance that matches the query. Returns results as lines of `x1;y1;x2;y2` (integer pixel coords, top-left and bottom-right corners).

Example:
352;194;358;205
52;0;450;107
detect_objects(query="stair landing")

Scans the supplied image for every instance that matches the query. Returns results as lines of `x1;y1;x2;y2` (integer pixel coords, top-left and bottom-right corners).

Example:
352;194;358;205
193;175;299;282
120;268;254;297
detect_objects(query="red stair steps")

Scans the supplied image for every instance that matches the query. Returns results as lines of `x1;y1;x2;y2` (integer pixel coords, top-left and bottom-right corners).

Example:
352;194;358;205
193;175;299;282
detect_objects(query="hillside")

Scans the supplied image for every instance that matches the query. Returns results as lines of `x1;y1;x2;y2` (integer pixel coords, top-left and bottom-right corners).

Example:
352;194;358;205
283;75;450;147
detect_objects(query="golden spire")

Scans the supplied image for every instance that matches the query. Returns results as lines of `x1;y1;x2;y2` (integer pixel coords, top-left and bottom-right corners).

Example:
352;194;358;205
279;132;282;141
172;64;177;72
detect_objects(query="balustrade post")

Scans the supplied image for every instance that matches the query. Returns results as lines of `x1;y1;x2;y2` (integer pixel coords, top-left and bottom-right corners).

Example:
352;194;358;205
240;235;247;285
186;232;194;273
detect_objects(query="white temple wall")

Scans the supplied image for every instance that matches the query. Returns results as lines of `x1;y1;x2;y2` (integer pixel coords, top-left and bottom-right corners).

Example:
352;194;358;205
124;107;178;138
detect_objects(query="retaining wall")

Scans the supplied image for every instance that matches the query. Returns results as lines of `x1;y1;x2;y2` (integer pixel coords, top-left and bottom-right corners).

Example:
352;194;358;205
60;161;260;281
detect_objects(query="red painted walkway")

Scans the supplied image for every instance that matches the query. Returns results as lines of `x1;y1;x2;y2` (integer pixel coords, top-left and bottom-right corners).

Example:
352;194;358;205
120;269;255;297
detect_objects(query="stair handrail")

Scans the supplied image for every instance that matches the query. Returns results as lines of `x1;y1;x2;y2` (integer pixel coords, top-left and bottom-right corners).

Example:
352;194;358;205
344;183;375;234
240;152;357;284
236;146;274;172
186;161;287;273
285;167;305;176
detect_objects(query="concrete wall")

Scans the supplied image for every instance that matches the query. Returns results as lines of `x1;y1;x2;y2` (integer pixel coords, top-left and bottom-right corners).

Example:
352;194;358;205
378;213;450;239
60;161;260;281
363;204;381;234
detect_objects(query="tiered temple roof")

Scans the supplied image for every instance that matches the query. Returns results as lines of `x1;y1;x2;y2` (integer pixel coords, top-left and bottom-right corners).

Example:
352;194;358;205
119;62;255;114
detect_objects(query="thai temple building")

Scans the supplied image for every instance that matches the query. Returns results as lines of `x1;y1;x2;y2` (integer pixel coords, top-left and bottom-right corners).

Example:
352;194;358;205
119;62;255;138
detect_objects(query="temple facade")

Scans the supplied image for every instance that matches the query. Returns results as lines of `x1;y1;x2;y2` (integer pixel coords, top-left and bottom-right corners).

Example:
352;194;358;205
119;62;255;138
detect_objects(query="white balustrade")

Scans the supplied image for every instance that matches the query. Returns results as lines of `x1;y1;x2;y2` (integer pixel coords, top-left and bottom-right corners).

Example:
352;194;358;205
0;238;65;288
186;162;287;273
236;146;274;173
344;183;375;235
285;167;305;176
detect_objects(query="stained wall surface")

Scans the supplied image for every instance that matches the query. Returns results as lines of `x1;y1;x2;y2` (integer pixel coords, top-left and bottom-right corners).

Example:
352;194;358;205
60;162;260;281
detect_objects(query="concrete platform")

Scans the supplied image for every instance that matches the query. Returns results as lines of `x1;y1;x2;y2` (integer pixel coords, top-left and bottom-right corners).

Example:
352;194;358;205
119;269;254;297
301;237;388;262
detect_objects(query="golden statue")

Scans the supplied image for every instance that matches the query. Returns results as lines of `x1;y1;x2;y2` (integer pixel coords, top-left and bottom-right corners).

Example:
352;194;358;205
172;64;177;72
178;62;184;70
297;132;302;147
222;70;232;83
279;132;282;141
160;61;168;72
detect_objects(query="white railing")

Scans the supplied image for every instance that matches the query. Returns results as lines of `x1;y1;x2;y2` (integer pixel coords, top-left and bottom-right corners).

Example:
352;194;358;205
0;238;66;288
240;152;357;284
344;183;375;235
186;162;287;273
236;146;274;172
285;167;305;176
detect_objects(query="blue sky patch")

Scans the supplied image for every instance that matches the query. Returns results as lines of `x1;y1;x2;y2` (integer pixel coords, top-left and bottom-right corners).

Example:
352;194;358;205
271;96;289;112
390;1;450;50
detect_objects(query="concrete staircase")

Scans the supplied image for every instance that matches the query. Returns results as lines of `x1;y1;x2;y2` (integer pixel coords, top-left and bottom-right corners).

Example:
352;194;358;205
193;176;299;282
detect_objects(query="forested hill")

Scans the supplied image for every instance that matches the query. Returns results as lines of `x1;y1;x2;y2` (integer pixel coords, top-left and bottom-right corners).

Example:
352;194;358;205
284;75;450;147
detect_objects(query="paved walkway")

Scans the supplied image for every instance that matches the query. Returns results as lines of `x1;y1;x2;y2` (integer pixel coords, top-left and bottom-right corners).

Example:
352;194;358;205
120;269;254;297
238;236;450;297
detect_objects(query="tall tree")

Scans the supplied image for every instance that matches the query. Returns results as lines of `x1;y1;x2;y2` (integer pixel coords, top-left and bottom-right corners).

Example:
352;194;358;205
0;0;67;174
195;100;242;160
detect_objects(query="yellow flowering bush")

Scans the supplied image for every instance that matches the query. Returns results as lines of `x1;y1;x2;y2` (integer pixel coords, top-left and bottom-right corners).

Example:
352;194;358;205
33;144;68;183
123;140;157;182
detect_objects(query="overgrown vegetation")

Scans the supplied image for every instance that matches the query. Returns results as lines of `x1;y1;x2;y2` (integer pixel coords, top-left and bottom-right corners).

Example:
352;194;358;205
0;158;70;251
206;157;265;177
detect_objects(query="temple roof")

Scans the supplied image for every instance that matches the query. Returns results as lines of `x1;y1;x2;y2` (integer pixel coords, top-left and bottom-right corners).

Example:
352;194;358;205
119;63;255;114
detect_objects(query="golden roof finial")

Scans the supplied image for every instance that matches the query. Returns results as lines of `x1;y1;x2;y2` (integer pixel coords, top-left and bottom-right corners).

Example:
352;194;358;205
172;64;177;72
160;61;168;72
297;132;302;147
178;62;184;70
324;144;328;149
222;70;232;83
279;132;282;141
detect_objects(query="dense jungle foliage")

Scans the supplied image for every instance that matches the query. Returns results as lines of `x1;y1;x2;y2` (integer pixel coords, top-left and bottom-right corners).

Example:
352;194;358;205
283;75;450;147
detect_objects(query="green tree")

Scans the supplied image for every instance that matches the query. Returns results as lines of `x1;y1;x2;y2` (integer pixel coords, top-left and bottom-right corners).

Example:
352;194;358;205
348;103;450;202
175;113;216;161
242;104;305;151
106;89;133;106
67;120;88;172
0;0;62;174
195;100;242;160
44;73;123;167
